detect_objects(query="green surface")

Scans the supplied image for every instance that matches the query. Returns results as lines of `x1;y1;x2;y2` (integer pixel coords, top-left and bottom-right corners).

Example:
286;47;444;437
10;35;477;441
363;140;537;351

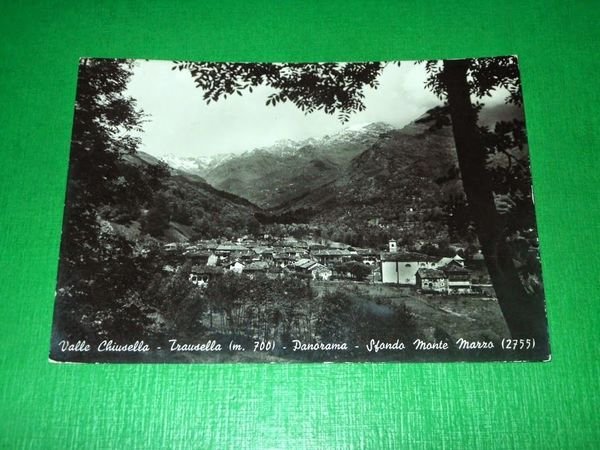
0;1;598;448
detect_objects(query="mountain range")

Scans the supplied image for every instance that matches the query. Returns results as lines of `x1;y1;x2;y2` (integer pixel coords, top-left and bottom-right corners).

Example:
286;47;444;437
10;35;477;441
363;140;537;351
160;122;397;208
279;119;461;221
127;103;522;244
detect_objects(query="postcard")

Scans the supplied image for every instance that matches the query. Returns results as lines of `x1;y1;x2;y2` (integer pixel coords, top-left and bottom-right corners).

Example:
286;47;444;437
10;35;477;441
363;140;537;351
50;56;550;362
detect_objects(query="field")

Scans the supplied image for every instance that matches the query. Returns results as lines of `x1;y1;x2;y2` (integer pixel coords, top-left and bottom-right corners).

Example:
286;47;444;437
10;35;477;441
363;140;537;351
312;281;510;344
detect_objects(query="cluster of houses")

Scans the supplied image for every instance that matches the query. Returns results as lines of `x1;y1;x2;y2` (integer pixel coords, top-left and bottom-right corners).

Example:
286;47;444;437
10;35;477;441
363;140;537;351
163;237;342;287
163;237;475;294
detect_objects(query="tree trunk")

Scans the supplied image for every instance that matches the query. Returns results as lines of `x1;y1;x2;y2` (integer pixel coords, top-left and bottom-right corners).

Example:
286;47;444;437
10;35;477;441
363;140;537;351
443;60;549;355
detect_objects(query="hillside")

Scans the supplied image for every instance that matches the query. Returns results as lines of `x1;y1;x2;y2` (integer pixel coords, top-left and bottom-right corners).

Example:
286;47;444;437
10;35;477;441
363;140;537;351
197;122;395;208
269;114;462;246
114;152;262;242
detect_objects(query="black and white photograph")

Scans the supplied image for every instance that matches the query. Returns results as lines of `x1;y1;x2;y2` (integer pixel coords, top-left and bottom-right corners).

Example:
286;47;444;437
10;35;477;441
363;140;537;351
50;56;550;363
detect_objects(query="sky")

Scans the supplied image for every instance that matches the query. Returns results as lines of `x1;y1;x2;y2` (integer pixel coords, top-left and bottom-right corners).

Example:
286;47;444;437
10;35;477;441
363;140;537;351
125;60;444;158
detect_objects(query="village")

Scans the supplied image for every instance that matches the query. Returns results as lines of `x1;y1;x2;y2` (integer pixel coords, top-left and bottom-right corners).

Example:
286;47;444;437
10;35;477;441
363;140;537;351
160;236;494;297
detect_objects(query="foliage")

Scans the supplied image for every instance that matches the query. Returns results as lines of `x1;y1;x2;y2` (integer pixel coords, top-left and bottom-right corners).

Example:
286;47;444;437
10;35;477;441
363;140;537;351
143;262;206;333
154;176;263;240
54;59;168;343
141;194;171;237
421;56;523;105
315;290;354;342
334;261;372;281
192;273;417;360
204;272;315;341
174;61;384;122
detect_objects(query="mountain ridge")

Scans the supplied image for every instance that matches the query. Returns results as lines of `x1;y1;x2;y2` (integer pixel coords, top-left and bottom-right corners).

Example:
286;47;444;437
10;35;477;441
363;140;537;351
140;104;519;246
200;121;397;208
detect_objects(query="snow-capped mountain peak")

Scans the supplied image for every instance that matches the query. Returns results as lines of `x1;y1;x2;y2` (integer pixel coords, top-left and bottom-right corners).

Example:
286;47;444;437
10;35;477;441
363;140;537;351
157;153;235;175
154;121;395;176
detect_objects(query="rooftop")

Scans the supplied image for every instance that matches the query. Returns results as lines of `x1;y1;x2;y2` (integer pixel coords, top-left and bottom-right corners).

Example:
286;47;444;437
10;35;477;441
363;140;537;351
442;264;470;274
216;244;250;252
417;268;446;279
190;265;223;275
244;261;270;271
381;252;438;262
294;258;318;270
313;249;355;256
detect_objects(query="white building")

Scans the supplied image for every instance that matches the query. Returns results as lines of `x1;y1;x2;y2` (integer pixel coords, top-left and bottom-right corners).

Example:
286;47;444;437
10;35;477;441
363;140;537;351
380;241;438;285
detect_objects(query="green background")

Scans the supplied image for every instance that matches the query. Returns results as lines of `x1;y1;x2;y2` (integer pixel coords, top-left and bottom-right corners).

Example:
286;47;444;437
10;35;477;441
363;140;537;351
1;1;598;448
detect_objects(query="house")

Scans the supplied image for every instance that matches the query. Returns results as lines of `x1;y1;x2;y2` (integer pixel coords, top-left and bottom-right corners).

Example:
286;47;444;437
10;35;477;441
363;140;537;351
227;261;245;273
197;240;220;252
309;243;327;251
163;242;178;252
311;249;354;266
243;261;270;278
380;240;438;285
311;264;333;281
238;238;258;247
441;264;471;294
230;250;256;263
355;248;379;265
215;243;249;256
183;249;212;265
292;258;315;269
277;247;308;259
252;246;274;262
292;258;333;280
437;254;465;268
273;253;296;267
328;242;355;251
189;265;223;287
416;268;448;293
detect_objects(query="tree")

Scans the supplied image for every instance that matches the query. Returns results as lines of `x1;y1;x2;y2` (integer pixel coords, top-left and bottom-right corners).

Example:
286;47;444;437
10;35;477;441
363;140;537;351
316;290;354;342
144;262;206;333
335;261;372;281
178;58;548;352
435;59;546;348
59;59;143;280
53;58;168;344
141;194;171;237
